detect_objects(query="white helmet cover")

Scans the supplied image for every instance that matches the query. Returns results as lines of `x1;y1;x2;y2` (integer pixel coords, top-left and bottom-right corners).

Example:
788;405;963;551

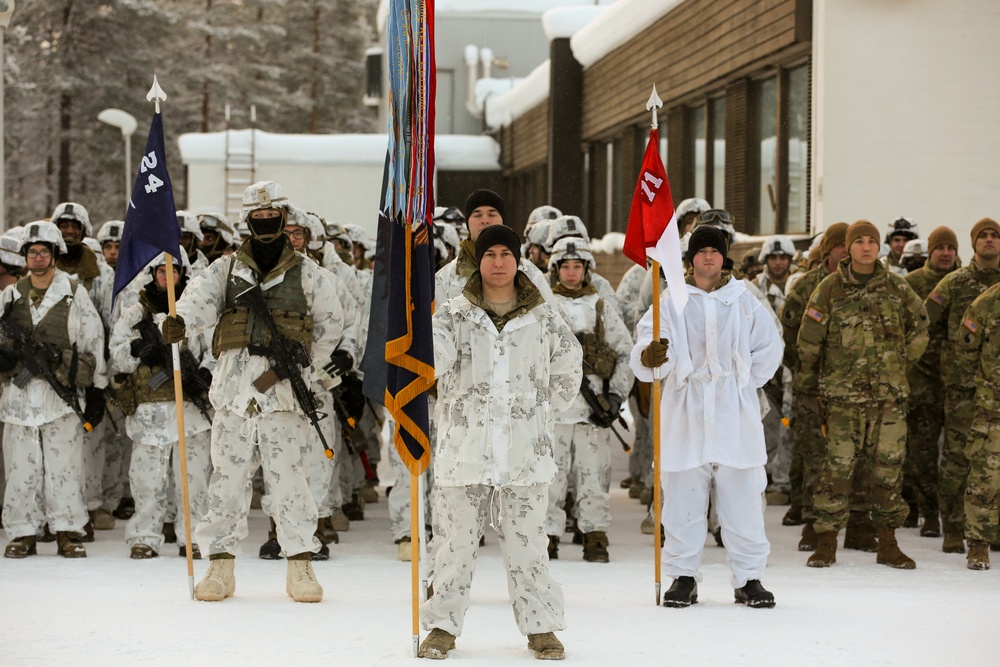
548;236;596;272
177;210;204;242
21;220;69;255
240;180;291;225
757;235;796;263
544;215;591;253
97;220;125;244
50;202;93;237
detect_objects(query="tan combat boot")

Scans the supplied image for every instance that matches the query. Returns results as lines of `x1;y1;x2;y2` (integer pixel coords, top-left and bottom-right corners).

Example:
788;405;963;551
843;511;877;552
396;536;413;562
797;520;817;552
967;541;990;570
418;628;456;659
942;532;965;554
876;526;916;569
806;531;838;567
194;555;236;601
527;632;565;660
4;535;37;558
286;554;323;602
56;531;87;558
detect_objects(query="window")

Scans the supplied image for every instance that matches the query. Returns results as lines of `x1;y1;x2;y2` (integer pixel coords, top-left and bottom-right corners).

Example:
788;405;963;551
747;63;811;234
690;105;707;200
754;77;778;235
710;97;726;210
786;66;809;233
363;47;383;107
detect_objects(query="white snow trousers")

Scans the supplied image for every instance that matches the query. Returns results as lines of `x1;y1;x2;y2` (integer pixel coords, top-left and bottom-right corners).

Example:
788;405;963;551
662;464;770;588
100;410;132;511
126;431;211;551
195;409;320;558
546;422;612;536
387;435;433;542
301;392;337;519
81;420;107;512
3;413;87;538
422;484;566;637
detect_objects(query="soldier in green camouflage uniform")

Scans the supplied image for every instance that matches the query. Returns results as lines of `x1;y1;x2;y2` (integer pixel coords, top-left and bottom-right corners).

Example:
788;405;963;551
779;223;848;550
902;226;959;538
798;220;928;569
954;282;1000;569
923;217;1000;553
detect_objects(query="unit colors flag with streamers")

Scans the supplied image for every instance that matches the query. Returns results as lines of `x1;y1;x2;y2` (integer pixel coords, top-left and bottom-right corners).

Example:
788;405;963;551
112;111;181;304
361;0;436;476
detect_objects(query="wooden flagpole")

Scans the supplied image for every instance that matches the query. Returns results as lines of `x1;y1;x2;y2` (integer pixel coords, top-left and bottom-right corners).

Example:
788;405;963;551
147;76;195;598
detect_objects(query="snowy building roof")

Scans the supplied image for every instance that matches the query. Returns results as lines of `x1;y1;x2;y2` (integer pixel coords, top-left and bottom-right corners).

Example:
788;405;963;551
377;0;615;27
177;131;500;171
484;61;550;129
571;0;684;69
542;6;608;40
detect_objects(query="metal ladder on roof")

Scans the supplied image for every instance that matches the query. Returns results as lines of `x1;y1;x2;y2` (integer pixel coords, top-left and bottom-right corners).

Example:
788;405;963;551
224;104;257;222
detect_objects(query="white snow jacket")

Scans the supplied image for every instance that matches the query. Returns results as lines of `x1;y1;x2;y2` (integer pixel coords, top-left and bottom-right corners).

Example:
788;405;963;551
0;271;109;426
630;275;783;472
432;272;583;487
615;263;648;338
550;289;633;425
175;247;343;417
109;297;213;446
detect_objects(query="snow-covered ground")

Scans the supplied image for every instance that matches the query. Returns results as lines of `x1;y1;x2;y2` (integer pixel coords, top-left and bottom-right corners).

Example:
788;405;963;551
2;445;998;666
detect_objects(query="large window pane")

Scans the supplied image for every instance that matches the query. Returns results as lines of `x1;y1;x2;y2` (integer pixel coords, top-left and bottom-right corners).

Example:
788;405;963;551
786;66;809;233
691;105;706;200
710;97;725;210
754;77;778;235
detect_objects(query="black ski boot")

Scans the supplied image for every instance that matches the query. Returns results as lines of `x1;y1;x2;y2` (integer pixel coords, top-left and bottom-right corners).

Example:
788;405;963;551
734;580;776;608
662;576;698;608
259;517;282;560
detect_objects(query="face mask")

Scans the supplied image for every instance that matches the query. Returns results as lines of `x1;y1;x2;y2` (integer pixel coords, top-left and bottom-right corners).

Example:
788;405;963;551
248;211;285;243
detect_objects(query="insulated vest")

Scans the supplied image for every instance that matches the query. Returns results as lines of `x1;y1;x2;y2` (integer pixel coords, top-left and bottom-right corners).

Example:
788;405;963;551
5;276;95;388
117;314;178;415
212;257;313;357
56;246;101;292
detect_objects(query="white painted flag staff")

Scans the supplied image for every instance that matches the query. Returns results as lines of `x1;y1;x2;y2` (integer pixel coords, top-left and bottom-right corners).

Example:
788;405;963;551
147;75;196;599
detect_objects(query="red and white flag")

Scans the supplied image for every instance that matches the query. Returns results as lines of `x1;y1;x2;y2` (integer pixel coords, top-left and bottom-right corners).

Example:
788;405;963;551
622;128;688;313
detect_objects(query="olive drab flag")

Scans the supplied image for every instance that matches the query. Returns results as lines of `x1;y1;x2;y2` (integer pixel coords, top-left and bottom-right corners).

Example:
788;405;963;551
112;112;181;304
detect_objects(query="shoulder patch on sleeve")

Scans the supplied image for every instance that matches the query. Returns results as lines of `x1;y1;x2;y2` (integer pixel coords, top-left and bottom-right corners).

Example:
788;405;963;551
806;308;825;323
963;318;979;333
929;291;944;305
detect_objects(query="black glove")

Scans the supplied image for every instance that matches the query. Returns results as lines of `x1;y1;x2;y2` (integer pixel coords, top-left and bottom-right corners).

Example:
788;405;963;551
0;347;18;373
161;315;186;344
130;338;161;365
83;387;107;429
323;350;353;378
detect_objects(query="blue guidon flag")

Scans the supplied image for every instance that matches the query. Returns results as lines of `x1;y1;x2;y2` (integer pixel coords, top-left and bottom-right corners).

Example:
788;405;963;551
361;0;436;476
112;112;181;304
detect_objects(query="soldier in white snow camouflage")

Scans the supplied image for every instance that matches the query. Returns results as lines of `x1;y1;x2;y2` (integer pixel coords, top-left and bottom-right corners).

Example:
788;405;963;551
163;181;344;603
1;222;109;559
110;257;213;559
418;224;581;661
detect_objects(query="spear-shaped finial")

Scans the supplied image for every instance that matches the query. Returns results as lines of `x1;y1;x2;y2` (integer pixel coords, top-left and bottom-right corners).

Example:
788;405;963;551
646;84;663;129
146;75;167;114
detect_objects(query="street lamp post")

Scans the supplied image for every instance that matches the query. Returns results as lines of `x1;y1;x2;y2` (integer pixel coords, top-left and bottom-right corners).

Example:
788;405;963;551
0;1;16;230
97;108;138;214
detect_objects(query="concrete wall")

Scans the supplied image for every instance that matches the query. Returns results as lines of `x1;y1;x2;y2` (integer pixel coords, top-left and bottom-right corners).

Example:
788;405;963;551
812;0;1000;255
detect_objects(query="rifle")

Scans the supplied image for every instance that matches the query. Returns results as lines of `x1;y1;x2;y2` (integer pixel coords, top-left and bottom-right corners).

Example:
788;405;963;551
579;374;631;453
0;307;93;432
132;315;213;422
237;283;333;459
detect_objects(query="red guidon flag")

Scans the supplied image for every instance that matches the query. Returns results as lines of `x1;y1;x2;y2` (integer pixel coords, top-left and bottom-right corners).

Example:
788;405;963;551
622;128;688;312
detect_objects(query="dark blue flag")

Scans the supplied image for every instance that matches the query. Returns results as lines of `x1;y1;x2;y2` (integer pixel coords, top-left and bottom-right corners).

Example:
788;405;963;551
112;112;181;303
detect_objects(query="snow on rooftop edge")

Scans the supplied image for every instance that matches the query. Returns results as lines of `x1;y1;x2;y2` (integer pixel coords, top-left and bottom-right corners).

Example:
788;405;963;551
377;0;616;29
571;0;685;69
485;61;550;130
542;6;608;41
177;131;500;171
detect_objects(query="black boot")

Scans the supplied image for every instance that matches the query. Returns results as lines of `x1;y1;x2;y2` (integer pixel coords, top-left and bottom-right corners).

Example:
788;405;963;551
547;535;559;560
662;576;698;608
113;497;136;520
259;517;282;560
734;579;776;608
